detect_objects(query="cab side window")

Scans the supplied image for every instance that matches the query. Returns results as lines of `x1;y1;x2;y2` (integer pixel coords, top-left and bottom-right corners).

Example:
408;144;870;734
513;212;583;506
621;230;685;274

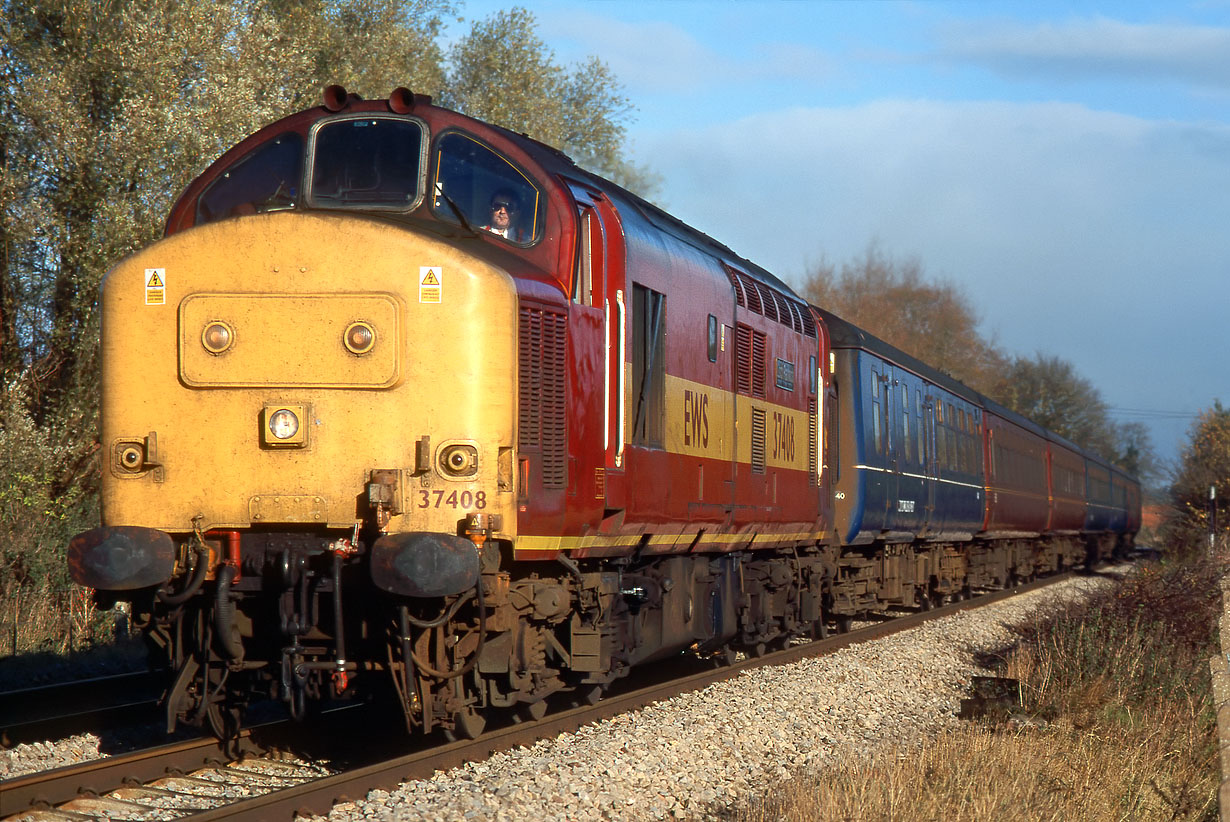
432;132;544;244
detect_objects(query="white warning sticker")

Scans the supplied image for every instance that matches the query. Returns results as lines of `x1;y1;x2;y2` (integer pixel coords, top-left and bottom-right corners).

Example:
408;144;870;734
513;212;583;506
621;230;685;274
145;268;166;306
419;266;442;304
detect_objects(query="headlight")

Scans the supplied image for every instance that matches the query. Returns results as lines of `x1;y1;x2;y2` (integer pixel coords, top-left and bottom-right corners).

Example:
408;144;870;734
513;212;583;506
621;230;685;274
262;404;307;447
439;443;479;478
269;409;299;439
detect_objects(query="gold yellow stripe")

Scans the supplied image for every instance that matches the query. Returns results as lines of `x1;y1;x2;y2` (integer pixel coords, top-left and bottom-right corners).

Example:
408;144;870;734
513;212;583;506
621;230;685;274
659;373;812;471
515;529;827;552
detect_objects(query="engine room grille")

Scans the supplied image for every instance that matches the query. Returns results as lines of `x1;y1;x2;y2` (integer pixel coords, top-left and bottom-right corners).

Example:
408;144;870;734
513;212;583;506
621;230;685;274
518;304;567;489
751;407;767;475
725;265;817;338
734;323;767;398
808;398;818;485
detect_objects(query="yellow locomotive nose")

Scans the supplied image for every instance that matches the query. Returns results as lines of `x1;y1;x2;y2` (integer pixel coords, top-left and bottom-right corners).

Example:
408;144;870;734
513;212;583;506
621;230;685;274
97;211;518;539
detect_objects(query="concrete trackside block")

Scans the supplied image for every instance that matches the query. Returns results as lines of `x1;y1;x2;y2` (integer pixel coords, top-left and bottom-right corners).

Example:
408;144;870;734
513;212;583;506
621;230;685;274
1213;576;1230;821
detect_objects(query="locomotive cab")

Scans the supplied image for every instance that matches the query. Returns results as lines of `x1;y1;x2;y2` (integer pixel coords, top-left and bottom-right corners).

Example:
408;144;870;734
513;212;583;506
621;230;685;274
71;90;560;737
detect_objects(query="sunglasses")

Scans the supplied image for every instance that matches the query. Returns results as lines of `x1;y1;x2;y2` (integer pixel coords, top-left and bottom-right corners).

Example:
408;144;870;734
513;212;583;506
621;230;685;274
491;201;515;211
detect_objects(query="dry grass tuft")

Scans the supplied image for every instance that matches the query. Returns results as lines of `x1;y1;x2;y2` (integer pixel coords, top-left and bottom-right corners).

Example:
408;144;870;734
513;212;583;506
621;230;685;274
737;549;1224;822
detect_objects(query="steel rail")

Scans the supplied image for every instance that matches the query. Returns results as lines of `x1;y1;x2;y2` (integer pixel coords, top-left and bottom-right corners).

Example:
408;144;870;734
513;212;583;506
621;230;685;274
0;732;264;817
0;671;164;748
191;569;1107;822
0;568;1118;820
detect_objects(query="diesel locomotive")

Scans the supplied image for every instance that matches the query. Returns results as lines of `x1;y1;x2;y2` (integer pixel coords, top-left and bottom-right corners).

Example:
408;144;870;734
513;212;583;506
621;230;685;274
68;87;1139;739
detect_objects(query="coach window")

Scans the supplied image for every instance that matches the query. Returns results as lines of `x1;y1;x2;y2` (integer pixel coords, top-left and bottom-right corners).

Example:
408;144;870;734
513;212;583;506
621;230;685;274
872;397;882;455
957;409;967;472
901;385;911;464
431;131;544;243
935;406;947;470
197;132;303;225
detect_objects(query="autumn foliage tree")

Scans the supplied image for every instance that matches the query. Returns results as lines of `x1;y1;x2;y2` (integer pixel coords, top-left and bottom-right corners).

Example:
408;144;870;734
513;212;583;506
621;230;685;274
441;7;658;194
1166;402;1230;549
801;245;1004;392
0;0;647;650
800;246;1154;481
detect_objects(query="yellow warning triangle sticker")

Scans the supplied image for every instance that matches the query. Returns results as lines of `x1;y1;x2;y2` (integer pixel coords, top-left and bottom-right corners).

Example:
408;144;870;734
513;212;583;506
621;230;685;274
146;271;164;288
421;270;439;286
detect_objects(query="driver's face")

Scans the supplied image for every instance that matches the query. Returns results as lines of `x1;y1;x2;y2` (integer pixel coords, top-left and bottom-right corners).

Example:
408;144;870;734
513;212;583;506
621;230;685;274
491;201;512;229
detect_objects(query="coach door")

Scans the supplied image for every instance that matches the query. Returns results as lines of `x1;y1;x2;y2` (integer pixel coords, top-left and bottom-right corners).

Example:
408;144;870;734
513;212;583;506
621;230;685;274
567;182;627;516
921;395;939;532
869;362;896;527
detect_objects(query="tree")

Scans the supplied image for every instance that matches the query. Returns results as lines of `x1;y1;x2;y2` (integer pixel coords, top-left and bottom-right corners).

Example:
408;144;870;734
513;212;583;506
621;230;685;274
1166;401;1230;548
0;0;453;648
442;7;658;197
1110;419;1159;486
986;353;1158;481
801;245;1154;479
801;244;1004;391
990;354;1114;453
0;0;654;647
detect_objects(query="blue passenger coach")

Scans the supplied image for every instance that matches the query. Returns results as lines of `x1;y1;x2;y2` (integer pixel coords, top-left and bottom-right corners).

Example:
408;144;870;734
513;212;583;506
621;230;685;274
817;309;985;548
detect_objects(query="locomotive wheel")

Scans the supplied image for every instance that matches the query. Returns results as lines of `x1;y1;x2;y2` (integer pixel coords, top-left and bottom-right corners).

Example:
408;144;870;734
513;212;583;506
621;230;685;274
835;615;853;634
203;665;242;742
443;707;487;741
916;588;933;612
570;684;605;708
812;619;829;640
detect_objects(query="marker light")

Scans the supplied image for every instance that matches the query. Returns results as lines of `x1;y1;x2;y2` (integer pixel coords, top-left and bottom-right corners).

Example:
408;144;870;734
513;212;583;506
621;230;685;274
344;321;375;354
202;321;233;354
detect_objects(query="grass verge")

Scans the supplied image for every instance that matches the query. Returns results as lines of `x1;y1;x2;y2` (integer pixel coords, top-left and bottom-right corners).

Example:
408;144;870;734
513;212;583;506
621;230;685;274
736;549;1223;822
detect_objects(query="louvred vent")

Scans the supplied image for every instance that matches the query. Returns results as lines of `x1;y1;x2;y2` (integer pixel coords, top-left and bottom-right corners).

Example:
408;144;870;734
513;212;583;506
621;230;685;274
808;398;818;484
725;266;817;337
751;407;767;474
757;282;776;322
735;323;767;398
735;324;753;395
800;307;817;338
518;304;567;489
751;329;766;398
745;279;763;314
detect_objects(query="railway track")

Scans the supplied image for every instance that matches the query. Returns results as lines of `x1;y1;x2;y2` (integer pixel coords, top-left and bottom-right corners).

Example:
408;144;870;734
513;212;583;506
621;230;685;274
0;671;164;748
0;571;1088;822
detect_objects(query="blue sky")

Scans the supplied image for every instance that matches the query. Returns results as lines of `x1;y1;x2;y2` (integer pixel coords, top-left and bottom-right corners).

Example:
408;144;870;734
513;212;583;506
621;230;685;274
453;1;1230;471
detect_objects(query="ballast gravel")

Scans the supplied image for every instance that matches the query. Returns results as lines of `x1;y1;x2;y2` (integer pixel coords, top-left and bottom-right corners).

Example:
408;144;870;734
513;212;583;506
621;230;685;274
318;570;1125;822
0;570;1126;820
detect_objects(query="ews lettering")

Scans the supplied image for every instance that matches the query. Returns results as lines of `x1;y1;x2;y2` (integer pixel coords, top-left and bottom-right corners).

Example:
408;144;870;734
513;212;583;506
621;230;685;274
772;411;795;462
683;389;710;448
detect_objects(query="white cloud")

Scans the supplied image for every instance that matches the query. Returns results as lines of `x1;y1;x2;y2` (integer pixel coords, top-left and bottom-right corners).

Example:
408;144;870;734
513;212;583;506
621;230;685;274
538;10;833;94
939;17;1230;89
640;100;1230;458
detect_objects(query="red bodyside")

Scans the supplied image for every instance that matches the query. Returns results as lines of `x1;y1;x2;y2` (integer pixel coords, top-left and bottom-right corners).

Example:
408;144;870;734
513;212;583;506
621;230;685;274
1047;440;1087;532
982;411;1049;534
